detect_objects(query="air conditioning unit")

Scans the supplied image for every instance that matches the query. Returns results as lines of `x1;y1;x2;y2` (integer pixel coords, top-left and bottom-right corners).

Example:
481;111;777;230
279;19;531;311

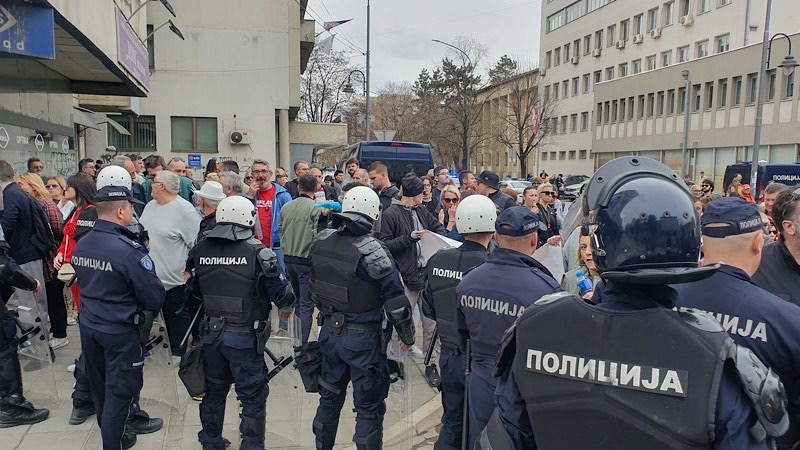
649;28;662;39
615;40;626;49
679;15;694;26
570;56;579;64
229;130;250;145
540;68;546;77
632;34;644;44
591;48;602;57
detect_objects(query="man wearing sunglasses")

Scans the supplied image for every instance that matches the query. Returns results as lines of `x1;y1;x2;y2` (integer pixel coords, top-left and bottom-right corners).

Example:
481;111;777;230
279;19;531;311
701;179;714;195
536;183;562;247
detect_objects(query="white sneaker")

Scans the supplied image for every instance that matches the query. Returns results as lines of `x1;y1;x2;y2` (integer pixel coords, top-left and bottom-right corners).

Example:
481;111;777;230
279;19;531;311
68;364;76;373
67;317;77;326
49;337;69;350
410;345;425;359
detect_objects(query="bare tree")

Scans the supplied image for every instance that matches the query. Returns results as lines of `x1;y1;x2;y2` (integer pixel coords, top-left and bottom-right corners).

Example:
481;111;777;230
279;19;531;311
494;69;557;178
300;49;362;123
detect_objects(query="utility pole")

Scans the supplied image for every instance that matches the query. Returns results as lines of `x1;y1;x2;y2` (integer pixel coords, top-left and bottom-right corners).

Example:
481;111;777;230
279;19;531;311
365;0;371;141
681;70;691;177
751;0;772;202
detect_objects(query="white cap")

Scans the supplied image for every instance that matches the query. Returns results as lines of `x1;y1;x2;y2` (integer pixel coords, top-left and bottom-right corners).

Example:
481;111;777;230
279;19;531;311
197;180;226;201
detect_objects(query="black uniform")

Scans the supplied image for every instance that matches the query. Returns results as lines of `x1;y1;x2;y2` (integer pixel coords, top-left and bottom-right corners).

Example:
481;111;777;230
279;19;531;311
0;236;49;427
422;240;489;450
310;213;414;450
187;223;294;450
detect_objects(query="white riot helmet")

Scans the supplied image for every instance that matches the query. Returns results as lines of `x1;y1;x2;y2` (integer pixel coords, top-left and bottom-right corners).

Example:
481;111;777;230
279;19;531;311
216;196;256;228
341;186;381;222
96;165;132;190
455;194;497;234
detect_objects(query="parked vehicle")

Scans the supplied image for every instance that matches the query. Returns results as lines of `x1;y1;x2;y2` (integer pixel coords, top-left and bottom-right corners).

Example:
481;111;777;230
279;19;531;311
723;162;800;196
498;180;531;203
561;175;591;201
338;141;434;185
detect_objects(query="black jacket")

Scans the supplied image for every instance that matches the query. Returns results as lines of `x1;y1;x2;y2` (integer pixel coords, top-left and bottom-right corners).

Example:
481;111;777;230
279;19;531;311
377;201;445;290
0;183;48;264
489;189;517;212
753;239;800;307
377;185;400;213
285;179;299;199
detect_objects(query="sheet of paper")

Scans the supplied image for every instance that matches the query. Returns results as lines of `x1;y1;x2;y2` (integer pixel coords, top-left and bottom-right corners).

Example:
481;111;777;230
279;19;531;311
418;232;461;265
533;244;565;282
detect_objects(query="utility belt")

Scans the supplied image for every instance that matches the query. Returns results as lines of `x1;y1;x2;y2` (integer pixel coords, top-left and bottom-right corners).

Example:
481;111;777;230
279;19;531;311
318;313;383;336
200;316;270;353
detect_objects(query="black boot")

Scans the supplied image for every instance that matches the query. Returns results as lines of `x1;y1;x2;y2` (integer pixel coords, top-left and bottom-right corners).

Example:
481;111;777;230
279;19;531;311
126;411;163;434
69;402;96;425
0;395;49;428
122;431;137;449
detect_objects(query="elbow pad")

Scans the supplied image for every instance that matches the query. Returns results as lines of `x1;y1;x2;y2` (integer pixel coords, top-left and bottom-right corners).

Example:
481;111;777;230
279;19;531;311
388;305;415;346
275;283;295;310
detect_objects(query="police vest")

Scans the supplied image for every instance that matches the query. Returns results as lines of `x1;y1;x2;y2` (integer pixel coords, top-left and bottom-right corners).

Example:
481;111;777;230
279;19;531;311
311;233;383;314
427;248;487;349
514;296;730;449
193;238;268;328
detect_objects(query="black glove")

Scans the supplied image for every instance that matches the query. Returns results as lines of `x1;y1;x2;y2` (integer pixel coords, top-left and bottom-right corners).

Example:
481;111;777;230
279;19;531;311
388;306;415;346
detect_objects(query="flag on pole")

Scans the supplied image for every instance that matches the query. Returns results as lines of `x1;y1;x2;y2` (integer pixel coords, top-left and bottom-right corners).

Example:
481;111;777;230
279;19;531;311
323;19;353;31
316;34;335;54
533;101;542;136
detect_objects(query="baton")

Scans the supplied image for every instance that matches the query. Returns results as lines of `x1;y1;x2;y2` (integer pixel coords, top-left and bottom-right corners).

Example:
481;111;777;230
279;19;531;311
424;326;438;367
265;347;294;381
462;339;471;450
180;307;204;348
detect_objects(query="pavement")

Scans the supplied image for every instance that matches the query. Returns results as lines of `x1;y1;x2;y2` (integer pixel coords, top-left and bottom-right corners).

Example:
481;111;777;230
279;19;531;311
7;319;444;450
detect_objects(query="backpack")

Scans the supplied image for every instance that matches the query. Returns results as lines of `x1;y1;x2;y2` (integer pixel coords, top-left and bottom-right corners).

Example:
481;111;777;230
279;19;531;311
30;199;56;254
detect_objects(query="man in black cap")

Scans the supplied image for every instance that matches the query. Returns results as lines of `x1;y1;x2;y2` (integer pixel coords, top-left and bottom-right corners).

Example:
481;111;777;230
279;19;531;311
455;206;561;448
475;170;516;212
675;197;800;449
72;185;166;450
378;174;445;375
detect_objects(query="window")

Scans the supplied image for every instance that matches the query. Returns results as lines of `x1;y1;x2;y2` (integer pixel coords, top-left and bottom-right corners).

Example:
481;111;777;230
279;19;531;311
594;70;602;83
678;87;686;112
171;117;218;152
692;84;701;112
587;0;611;12
581;112;589;130
632;59;642;74
553;83;559;100
544;85;551;102
732;76;742;105
705;82;714;109
565;0;587;22
582;74;590;93
628;96;635;119
647;93;655;118
146;24;155;70
633;14;643;35
564;43;571;59
785;72;795;99
768;70;776;100
657;91;665;115
550;151;557;160
574;39;581;58
647;8;659;32
612;100;618;121
696;40;709;58
561;116;568;133
558;151;566;160
607;25;616;47
584;35;591;54
552;118;558;134
678;46;689;62
646;55;657;71
597;103;603;124
542;152;548;161
554;48;561;65
679;0;690;15
638;95;645;118
547;11;565;32
620;19;630;40
603;103;610;123
563;80;569;97
663;1;674;25
718;78;728;107
568;150;577;160
572;77;579;96
579;150;588;159
571;114;578;132
619;63;629;77
716;34;730;53
606;67;615;80
107;115;156;151
620;98;626;119
595;29;603;49
667;89;676;114
699;0;711;13
719;0;731;5
747;73;758;103
661;50;672;67
545;51;552;69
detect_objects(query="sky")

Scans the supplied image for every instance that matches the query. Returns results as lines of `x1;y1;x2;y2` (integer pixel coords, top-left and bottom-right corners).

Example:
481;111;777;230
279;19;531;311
306;0;543;91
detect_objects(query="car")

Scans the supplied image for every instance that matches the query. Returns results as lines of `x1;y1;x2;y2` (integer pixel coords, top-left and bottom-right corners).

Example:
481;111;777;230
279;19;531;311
498;180;531;203
562;179;589;201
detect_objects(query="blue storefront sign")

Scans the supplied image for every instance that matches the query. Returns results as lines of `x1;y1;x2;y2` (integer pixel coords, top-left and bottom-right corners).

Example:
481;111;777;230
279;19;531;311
0;2;55;60
187;154;202;168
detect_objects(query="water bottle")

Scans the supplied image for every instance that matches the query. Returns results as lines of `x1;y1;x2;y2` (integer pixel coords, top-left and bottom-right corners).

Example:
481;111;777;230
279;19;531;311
313;201;342;211
575;270;593;297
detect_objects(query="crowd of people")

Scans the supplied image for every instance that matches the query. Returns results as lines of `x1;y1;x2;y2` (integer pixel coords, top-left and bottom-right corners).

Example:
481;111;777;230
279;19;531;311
0;151;798;450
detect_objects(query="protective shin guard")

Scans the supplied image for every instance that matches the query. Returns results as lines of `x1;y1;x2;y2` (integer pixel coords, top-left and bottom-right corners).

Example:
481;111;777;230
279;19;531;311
353;429;383;450
0;350;23;398
314;419;338;450
239;413;265;450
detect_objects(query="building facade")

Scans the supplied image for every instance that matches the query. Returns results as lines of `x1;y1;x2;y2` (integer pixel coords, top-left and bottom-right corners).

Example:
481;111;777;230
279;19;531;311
1;0;151;176
539;0;800;177
86;0;347;174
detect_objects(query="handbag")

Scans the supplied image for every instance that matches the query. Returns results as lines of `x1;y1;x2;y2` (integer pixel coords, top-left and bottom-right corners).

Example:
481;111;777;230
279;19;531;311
57;234;76;282
179;343;206;397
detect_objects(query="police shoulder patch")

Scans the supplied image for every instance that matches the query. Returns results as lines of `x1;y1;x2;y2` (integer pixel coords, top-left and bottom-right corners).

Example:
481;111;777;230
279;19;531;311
140;255;155;271
118;234;141;248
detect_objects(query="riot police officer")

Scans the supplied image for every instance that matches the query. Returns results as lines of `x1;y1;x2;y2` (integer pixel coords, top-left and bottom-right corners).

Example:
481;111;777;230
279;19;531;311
310;186;415;450
187;195;294;450
456;206;562;448
69;165;162;436
72;185;166;450
422;195;496;450
0;228;49;427
674;197;800;449
479;157;787;449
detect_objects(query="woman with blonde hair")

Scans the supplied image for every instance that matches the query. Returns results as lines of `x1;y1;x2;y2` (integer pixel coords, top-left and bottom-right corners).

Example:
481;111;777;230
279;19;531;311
16;172;69;349
437;185;463;241
561;233;602;300
46;175;75;219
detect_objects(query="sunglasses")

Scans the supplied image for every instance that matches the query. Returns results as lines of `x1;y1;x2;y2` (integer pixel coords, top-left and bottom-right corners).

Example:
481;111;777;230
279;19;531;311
46;184;60;189
245;176;253;180
443;197;458;203
540;191;555;196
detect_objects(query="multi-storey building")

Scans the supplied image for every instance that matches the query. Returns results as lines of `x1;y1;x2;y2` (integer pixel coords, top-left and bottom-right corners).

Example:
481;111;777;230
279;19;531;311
539;0;800;179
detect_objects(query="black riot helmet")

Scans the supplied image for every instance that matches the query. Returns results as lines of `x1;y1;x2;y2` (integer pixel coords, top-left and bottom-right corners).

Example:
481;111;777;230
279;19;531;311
581;156;717;285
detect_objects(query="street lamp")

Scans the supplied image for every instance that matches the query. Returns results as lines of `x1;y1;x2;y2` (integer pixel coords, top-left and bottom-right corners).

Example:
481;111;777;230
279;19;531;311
750;0;798;202
141;20;185;44
127;0;176;22
432;39;474;170
341;69;368;138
